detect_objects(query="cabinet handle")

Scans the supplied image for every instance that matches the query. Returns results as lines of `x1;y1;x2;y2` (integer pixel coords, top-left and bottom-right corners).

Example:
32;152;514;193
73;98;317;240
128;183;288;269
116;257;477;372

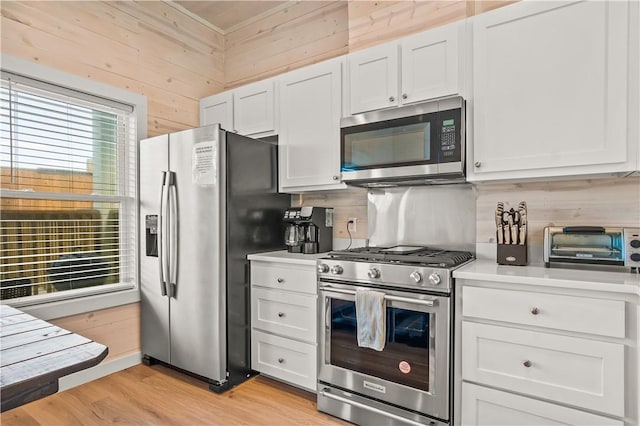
277;312;285;318
523;360;532;368
278;358;284;364
389;96;395;102
474;161;481;168
276;277;284;283
402;93;408;100
531;307;540;315
332;175;339;181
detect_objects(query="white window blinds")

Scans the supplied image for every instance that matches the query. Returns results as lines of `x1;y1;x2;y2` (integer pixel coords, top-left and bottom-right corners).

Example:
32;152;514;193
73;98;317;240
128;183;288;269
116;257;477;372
0;72;137;301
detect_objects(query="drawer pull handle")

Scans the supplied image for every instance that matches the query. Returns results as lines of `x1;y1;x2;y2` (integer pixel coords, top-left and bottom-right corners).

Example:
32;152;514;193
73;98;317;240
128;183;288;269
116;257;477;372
523;360;532;368
277;312;285;318
277;278;284;283
531;307;540;315
278;358;284;364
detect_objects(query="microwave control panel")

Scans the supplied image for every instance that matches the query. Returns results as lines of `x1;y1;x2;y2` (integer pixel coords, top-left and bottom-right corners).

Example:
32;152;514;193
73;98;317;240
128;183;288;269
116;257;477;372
441;119;456;155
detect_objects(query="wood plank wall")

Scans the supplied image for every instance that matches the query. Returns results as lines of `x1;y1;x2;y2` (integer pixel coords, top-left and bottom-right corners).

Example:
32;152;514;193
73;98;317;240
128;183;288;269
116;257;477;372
224;1;349;89
1;1;224;137
1;1;222;358
50;303;140;362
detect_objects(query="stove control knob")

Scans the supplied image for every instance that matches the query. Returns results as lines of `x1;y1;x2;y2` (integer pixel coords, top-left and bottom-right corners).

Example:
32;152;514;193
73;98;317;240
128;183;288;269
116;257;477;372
330;265;344;275
409;271;423;284
317;264;329;274
367;268;381;279
428;272;442;286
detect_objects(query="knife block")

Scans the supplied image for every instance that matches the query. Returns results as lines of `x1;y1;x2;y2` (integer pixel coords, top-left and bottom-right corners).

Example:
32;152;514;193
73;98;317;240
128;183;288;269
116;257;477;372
497;243;527;266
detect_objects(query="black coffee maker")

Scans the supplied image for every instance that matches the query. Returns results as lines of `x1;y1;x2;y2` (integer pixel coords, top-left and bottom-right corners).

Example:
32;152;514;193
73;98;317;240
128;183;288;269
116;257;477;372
283;207;333;254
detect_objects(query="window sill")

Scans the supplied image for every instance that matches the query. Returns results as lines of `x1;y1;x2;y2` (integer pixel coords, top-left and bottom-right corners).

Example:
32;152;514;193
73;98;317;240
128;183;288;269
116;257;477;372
3;284;140;321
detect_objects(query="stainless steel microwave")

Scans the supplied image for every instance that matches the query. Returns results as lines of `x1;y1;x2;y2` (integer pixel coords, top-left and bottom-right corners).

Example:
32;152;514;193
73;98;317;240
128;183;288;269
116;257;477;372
340;96;465;187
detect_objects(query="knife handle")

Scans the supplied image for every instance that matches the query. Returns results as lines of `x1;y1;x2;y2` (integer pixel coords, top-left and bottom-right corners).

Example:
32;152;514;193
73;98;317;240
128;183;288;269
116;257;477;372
519;224;527;245
503;224;511;244
497;227;504;244
511;224;519;244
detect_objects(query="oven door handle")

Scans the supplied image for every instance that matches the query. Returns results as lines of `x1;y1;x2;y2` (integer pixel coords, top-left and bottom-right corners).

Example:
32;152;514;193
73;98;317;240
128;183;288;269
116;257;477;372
319;388;433;426
319;285;436;307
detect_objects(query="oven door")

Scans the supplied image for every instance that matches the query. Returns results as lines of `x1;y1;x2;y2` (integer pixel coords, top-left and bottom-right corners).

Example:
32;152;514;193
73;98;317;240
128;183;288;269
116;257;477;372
318;281;451;421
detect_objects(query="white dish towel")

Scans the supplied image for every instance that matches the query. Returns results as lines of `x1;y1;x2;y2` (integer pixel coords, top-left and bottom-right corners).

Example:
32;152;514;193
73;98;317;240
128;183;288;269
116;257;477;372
355;289;386;351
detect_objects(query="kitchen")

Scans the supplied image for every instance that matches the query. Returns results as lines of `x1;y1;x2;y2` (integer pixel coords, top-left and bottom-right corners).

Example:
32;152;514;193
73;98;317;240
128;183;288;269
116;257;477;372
0;0;639;425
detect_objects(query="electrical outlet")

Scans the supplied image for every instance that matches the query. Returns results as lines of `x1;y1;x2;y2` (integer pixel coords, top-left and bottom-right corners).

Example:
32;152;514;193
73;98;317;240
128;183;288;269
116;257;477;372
348;217;357;233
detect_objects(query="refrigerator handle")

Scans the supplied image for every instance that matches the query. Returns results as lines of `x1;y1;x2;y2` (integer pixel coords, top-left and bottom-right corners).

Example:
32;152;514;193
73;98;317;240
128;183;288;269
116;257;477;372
167;171;178;298
158;171;168;297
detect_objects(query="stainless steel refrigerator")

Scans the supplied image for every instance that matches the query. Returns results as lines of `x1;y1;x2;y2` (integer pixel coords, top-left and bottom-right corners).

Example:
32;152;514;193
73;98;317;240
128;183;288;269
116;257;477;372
139;124;290;391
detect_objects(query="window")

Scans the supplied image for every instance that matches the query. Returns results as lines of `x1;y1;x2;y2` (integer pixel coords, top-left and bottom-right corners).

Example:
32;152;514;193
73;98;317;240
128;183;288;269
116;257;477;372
0;71;137;302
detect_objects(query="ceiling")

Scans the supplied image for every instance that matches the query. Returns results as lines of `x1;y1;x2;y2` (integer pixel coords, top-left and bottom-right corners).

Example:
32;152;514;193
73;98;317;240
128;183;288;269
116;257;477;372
174;1;289;33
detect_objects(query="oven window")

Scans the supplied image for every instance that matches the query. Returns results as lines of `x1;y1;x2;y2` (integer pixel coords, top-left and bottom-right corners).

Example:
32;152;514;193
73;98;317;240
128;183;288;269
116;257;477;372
343;122;431;169
330;299;431;391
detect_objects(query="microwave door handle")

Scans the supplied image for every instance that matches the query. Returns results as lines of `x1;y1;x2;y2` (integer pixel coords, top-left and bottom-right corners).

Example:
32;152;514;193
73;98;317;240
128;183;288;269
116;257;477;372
319;286;435;307
319;388;428;426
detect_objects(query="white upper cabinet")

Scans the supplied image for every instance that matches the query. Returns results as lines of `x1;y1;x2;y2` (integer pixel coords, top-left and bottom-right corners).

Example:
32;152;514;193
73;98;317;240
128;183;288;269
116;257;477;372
200;79;277;137
348;42;399;114
232;79;276;137
469;0;637;181
200;91;233;131
400;22;463;106
347;20;464;115
278;57;346;192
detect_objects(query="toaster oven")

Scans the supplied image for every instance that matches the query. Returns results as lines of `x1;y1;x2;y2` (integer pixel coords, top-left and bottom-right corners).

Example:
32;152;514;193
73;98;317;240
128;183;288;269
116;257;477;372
543;226;640;269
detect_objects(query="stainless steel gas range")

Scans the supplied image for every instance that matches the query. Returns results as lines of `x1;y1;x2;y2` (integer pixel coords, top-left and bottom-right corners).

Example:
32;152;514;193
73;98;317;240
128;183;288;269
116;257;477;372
317;245;474;426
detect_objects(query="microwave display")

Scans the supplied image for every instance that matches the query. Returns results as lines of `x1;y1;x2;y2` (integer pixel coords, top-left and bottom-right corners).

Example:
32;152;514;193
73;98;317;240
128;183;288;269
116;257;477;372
341;108;462;172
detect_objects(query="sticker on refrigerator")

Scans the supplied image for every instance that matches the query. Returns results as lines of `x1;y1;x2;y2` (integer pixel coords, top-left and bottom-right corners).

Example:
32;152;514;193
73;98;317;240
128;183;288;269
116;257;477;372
192;141;216;185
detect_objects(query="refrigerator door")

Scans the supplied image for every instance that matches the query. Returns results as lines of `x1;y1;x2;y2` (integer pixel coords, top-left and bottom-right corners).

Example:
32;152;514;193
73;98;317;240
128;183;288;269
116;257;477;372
140;134;170;364
167;125;226;382
225;132;289;383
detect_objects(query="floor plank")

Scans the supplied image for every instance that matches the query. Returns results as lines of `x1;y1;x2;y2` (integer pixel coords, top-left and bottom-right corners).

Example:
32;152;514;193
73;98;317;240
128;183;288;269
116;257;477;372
0;364;349;425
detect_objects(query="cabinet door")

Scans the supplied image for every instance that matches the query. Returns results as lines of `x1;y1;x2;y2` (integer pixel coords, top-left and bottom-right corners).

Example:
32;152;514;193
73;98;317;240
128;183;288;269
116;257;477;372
461;383;623;426
470;1;631;181
462;322;624;417
278;58;345;192
348;42;399;114
251;287;316;343
200;91;233;131
233;79;276;137
401;21;463;105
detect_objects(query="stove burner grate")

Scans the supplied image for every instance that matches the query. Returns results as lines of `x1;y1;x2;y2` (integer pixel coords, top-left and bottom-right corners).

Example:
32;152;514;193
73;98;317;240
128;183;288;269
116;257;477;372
328;245;474;268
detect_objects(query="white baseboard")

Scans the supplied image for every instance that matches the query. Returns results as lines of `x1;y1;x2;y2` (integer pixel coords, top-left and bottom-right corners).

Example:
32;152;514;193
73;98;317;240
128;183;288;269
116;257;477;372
58;352;141;392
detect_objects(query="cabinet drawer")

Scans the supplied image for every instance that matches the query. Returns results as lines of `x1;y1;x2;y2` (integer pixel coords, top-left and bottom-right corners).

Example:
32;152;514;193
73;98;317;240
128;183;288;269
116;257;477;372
461;382;623;426
462;322;624;417
462;286;625;338
251;262;316;294
251;330;316;392
252;287;316;343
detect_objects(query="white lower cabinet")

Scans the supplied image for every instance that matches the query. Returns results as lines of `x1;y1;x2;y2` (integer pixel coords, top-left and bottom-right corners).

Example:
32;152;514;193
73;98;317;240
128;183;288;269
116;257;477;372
251;330;316;391
462;322;624;416
456;274;636;426
249;255;318;392
461;383;623;426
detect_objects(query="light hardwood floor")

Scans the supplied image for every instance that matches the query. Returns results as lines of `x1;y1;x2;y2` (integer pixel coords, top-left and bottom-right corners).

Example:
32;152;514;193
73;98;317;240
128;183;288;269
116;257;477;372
1;364;349;425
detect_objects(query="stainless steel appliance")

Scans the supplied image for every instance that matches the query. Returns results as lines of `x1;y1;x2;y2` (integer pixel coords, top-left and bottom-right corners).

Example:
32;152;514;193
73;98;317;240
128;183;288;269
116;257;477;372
340;97;465;187
139;124;290;391
317;245;474;425
283;207;334;254
544;226;640;270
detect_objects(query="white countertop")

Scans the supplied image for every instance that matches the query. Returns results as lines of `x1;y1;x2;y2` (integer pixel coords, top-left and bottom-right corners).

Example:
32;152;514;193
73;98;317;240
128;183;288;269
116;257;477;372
247;250;327;266
454;260;640;296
